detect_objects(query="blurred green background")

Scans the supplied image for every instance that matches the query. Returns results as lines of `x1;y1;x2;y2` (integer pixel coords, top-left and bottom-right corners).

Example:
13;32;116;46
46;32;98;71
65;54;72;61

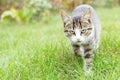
0;0;120;24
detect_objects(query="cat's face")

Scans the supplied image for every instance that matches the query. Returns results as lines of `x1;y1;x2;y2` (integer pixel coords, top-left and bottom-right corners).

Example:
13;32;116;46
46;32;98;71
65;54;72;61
61;9;93;45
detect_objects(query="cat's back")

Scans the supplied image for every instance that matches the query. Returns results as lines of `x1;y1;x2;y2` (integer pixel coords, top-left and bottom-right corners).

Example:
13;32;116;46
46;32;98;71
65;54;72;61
72;4;97;19
72;5;91;17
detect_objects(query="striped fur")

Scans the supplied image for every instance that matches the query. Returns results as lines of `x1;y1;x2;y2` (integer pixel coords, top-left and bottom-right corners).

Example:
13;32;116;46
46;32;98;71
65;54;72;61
61;4;101;73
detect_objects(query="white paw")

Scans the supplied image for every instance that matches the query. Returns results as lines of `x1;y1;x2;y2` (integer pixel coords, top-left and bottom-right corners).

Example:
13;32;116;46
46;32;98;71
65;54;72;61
85;69;93;76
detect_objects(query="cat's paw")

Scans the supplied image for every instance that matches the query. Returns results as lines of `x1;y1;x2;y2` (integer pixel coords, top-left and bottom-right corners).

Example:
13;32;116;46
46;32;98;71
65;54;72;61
84;66;93;76
85;69;93;76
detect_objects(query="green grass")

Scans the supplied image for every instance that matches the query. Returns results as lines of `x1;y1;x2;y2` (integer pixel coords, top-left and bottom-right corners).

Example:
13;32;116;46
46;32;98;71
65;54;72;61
0;7;120;80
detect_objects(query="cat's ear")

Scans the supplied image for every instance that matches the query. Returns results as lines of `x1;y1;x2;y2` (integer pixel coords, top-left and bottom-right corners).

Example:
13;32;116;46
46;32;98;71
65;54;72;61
83;8;92;19
60;10;70;22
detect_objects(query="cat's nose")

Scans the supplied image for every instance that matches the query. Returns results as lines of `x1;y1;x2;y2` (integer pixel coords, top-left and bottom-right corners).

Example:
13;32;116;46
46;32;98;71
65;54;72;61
77;38;81;42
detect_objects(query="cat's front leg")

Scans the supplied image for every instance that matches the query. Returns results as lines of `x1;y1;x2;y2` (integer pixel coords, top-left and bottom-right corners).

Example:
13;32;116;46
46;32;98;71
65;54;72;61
72;44;82;56
83;48;94;73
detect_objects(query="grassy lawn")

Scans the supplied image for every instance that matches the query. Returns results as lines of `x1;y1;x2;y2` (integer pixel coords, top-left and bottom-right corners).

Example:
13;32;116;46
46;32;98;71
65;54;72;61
0;7;120;80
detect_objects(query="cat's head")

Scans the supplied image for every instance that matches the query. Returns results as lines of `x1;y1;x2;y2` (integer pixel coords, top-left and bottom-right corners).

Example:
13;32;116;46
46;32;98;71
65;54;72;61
60;8;93;45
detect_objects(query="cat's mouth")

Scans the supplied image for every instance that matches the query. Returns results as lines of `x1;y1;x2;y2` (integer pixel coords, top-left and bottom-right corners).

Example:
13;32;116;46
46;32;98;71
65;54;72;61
72;39;88;45
73;41;82;45
76;42;81;45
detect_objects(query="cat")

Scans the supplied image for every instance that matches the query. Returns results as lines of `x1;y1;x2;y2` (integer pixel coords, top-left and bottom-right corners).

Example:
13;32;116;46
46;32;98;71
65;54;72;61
60;4;101;73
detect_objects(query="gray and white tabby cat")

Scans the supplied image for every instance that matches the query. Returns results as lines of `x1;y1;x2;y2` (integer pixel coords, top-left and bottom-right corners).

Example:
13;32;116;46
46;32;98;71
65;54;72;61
60;4;101;73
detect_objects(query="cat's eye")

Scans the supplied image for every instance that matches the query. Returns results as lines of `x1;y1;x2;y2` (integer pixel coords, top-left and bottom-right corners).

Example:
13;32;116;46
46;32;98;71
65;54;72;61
81;29;87;33
70;30;75;34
